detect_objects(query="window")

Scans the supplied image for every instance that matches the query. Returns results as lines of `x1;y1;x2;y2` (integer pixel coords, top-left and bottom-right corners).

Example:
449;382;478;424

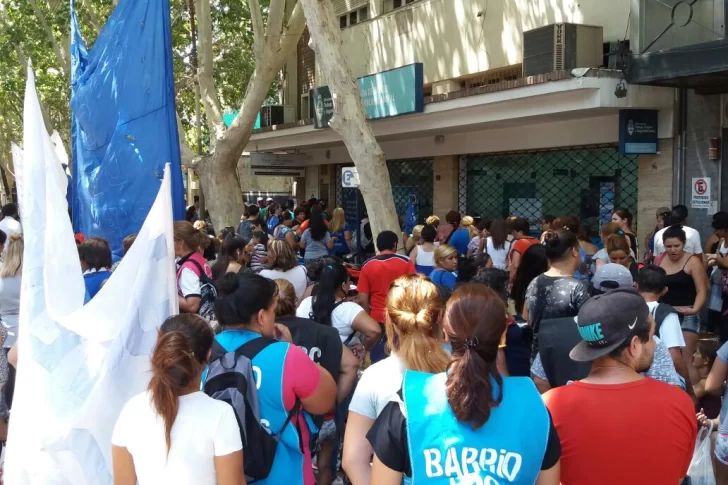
340;6;369;29
393;0;417;10
300;93;311;120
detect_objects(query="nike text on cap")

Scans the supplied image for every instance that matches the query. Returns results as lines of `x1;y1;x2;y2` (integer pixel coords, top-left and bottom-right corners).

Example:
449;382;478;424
569;287;650;362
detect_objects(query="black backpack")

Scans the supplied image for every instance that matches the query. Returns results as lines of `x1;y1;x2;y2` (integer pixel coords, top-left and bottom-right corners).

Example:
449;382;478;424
203;338;301;482
651;302;676;335
178;254;217;321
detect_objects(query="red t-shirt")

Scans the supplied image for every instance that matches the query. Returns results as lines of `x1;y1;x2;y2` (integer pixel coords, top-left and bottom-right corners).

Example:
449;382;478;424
510;236;539;260
543;378;697;485
357;253;415;323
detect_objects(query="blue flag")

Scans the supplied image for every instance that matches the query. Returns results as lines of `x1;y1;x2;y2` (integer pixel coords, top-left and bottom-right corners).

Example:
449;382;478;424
70;0;185;258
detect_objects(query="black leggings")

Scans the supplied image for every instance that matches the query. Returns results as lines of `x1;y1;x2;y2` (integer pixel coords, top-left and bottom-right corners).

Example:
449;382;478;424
4;348;14;410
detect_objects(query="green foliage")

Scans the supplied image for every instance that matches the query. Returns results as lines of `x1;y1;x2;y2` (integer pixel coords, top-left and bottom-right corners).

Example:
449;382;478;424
0;0;262;157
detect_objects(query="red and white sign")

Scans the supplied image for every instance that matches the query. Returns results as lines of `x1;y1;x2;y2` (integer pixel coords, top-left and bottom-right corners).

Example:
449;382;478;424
692;177;711;209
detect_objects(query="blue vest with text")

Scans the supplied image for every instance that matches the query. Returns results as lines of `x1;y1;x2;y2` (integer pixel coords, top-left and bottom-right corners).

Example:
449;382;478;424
404;371;549;485
210;330;307;485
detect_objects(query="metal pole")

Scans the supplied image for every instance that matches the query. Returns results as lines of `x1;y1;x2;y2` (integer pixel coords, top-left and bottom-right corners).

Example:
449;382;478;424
356;188;363;264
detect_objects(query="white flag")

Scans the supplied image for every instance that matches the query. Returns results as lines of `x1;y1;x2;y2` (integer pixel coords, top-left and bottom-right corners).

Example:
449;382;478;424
5;63;178;485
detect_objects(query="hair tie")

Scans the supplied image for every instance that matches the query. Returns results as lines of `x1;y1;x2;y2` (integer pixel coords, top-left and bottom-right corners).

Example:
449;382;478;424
617;229;625;236
541;240;548;246
327;265;333;270
466;337;479;349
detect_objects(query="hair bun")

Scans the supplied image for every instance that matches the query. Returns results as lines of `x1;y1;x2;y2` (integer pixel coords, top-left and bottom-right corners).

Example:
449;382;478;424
215;272;240;296
9;233;22;242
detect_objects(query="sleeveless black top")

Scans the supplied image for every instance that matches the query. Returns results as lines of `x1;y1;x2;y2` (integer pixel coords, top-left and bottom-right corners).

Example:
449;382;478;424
661;258;697;307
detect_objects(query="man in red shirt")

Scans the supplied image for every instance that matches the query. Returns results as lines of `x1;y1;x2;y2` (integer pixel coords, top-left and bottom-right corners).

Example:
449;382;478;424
357;230;415;363
543;288;697;485
509;217;539;282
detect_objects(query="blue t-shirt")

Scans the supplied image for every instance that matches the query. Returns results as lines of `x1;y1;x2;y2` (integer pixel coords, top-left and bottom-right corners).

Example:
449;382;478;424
430;269;457;289
267;216;280;234
448;228;471;257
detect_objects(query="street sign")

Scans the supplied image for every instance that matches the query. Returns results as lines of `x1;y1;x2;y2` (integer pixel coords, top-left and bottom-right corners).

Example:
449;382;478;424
691;177;711;209
250;152;308;177
342;167;360;188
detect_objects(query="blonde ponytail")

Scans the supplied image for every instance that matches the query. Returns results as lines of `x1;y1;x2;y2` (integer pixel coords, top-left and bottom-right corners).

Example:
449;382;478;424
385;274;449;373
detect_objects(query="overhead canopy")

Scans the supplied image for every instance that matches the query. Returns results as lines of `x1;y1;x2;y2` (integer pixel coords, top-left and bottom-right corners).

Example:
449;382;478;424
628;39;728;94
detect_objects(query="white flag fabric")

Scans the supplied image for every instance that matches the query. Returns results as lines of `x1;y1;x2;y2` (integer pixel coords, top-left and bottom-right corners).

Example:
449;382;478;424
50;130;69;168
5;64;178;484
11;143;24;217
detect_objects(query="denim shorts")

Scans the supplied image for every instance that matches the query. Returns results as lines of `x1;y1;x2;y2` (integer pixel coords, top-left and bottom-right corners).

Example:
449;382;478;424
681;314;701;334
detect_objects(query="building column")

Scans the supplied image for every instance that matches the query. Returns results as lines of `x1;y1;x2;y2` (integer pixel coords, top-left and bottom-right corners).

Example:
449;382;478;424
433;155;459;219
637;140;673;248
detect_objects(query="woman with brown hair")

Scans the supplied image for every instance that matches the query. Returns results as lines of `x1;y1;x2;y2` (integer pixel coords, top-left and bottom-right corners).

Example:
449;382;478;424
259;240;308;302
435;210;461;244
343;274;449;485
111;314;243;485
367;284;560;485
605;233;639;281
174;221;213;315
594;222;636;271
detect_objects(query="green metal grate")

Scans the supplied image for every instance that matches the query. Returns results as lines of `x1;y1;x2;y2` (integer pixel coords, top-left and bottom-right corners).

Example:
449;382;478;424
458;145;639;235
335;158;434;226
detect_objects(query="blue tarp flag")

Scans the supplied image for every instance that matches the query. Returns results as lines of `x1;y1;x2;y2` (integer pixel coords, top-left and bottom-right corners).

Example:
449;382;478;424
70;0;185;258
404;196;417;235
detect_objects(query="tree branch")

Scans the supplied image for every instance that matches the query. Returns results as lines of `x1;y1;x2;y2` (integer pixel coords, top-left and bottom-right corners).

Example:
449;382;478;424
176;113;196;166
266;0;286;46
275;2;306;60
81;0;104;35
248;0;266;58
28;0;69;77
194;0;224;143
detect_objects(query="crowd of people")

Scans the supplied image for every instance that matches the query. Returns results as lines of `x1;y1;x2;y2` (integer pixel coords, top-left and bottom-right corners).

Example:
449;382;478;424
10;193;728;484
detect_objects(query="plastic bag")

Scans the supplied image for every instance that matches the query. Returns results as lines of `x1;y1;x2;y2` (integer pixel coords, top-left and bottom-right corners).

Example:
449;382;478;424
688;420;716;485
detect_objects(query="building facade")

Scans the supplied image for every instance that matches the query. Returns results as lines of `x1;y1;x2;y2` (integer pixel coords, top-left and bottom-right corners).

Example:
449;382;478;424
246;0;727;247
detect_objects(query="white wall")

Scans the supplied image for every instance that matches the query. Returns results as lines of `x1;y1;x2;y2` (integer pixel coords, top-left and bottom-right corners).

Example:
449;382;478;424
337;0;632;82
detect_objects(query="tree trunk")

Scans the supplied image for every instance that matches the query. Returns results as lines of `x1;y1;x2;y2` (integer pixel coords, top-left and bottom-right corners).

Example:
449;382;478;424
299;0;401;251
193;0;305;232
196;154;245;232
195;67;273;231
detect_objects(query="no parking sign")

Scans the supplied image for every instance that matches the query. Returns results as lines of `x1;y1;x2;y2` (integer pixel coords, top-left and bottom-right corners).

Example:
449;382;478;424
691;177;711;209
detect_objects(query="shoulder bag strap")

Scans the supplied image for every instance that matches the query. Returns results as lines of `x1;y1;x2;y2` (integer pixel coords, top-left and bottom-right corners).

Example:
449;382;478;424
185;258;211;284
444;226;456;245
209;339;229;363
236;336;278;360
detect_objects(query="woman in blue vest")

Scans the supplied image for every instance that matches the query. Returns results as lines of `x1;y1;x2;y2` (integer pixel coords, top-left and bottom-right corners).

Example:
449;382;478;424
329;208;353;257
429;245;458;289
367;284;561;485
211;273;337;485
273;211;298;249
266;202;283;234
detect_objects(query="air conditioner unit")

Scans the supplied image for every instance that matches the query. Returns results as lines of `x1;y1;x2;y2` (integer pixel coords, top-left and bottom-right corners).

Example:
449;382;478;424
523;23;603;78
260;105;285;127
260;105;295;126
